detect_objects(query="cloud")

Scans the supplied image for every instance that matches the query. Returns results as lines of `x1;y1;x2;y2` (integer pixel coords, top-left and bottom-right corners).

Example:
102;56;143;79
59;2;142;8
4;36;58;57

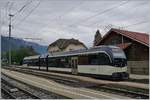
0;0;150;47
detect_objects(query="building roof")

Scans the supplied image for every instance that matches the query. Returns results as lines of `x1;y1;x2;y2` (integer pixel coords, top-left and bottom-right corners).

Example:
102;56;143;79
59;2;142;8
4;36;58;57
97;28;149;46
48;38;87;50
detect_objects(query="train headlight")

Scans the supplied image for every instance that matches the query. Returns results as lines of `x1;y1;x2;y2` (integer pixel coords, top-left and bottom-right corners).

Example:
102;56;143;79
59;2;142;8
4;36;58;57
114;58;126;67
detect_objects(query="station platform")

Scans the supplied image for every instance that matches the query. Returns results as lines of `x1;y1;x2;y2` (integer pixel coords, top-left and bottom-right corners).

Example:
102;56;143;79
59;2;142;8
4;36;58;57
2;68;130;99
5;66;149;90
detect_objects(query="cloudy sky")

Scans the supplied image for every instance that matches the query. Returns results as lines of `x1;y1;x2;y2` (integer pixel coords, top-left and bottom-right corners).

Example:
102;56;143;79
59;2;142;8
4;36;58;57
0;0;150;47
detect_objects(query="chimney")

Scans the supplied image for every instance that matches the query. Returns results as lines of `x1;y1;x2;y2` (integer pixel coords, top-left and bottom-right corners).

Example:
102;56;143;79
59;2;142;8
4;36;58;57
94;30;102;46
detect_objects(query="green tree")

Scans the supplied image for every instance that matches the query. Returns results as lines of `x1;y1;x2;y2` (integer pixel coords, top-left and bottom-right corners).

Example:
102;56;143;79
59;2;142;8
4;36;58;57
4;46;38;65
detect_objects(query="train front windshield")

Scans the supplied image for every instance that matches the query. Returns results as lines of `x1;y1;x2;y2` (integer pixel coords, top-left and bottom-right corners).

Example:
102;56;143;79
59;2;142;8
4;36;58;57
111;48;127;67
112;48;126;58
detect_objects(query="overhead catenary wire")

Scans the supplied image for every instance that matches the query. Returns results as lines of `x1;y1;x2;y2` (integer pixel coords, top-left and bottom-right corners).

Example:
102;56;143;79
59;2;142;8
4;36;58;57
1;2;11;36
2;0;149;44
31;0;131;39
123;20;150;28
0;8;2;35
40;0;148;35
13;0;41;27
88;1;149;27
20;1;95;36
21;1;85;40
4;36;42;41
4;2;9;20
68;0;130;27
8;2;14;14
98;20;150;34
12;0;129;37
14;0;32;15
57;1;84;21
35;1;128;33
2;2;12;26
34;1;128;36
12;0;33;21
1;0;42;41
39;1;84;31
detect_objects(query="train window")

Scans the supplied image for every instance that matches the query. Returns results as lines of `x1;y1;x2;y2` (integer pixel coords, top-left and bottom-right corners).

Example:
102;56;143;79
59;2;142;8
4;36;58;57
97;53;110;65
89;53;110;65
78;56;89;65
31;59;38;66
89;54;99;65
40;58;47;66
78;53;110;65
112;48;126;58
48;58;57;67
48;57;71;68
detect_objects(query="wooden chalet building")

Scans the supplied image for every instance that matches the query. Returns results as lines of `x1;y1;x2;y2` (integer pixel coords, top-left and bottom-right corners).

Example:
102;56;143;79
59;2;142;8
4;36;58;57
94;28;149;75
48;38;87;53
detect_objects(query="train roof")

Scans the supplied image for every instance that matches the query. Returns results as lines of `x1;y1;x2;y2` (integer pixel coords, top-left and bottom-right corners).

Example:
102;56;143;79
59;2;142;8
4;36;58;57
48;45;119;58
23;46;122;60
23;55;40;60
40;53;49;58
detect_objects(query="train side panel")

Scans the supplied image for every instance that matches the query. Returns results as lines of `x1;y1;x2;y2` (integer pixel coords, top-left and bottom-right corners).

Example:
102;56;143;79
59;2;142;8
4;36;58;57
78;65;127;75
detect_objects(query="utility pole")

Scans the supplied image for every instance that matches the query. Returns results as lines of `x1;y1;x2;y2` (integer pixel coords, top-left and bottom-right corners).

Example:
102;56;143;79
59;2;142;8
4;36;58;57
8;14;14;66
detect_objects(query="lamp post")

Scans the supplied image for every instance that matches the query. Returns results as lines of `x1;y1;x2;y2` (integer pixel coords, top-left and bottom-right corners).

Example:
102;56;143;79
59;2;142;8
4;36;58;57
8;14;14;66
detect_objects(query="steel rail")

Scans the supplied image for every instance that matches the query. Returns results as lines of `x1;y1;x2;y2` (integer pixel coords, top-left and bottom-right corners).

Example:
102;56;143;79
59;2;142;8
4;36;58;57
99;86;149;99
1;88;16;99
2;79;40;99
3;66;149;99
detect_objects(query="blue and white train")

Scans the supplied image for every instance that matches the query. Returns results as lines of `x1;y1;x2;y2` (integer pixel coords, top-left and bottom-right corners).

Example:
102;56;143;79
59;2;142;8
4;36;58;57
23;46;129;80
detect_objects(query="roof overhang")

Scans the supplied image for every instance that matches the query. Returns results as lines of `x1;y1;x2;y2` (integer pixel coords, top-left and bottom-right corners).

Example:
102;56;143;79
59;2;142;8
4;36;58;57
113;30;149;47
96;29;149;47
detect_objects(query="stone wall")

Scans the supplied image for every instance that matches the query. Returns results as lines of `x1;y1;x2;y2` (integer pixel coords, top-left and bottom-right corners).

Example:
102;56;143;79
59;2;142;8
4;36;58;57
127;61;149;75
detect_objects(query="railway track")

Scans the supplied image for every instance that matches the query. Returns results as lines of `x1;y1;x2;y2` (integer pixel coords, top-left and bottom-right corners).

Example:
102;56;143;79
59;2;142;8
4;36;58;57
90;85;149;99
3;66;97;88
3;66;149;99
1;74;69;99
1;88;16;99
1;79;40;99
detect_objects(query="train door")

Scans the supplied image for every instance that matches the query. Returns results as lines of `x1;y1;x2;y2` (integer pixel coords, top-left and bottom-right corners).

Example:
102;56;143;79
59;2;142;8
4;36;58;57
46;56;48;71
38;57;41;70
71;57;78;74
